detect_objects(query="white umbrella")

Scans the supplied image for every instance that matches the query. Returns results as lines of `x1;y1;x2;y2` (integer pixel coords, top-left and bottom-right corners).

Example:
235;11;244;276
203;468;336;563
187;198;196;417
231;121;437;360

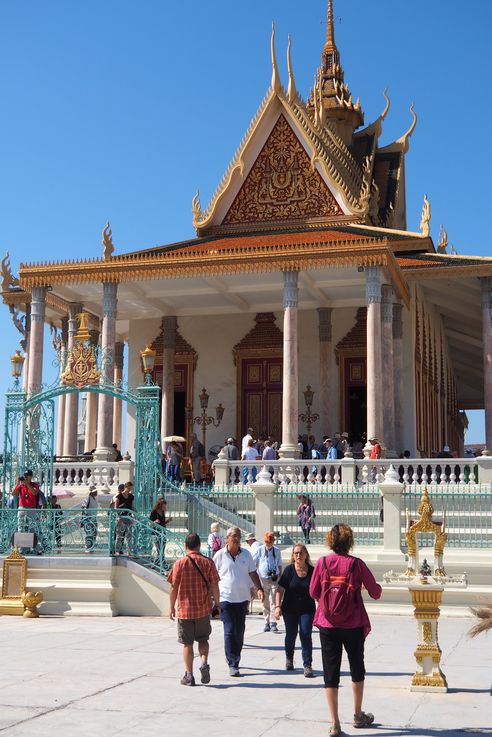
52;488;76;499
162;435;186;443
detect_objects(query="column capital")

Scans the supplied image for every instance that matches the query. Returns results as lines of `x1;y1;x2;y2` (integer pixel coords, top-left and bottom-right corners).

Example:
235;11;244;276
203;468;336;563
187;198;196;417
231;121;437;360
161;316;178;350
114;341;125;370
317;307;332;342
102;282;118;319
381;285;395;323
480;276;492;309
393;300;403;340
283;270;299;309
30;286;48;322
365;266;382;305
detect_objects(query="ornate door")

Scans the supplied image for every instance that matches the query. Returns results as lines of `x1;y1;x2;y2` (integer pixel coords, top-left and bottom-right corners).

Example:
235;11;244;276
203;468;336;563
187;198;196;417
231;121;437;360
240;357;283;441
343;356;367;443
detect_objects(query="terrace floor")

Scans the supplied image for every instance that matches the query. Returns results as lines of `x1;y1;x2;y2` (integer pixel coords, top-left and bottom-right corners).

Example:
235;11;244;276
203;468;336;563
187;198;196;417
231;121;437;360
0;612;489;737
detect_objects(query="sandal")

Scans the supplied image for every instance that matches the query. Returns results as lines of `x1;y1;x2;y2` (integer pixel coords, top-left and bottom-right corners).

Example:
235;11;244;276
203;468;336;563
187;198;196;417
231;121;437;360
329;724;342;737
353;711;374;728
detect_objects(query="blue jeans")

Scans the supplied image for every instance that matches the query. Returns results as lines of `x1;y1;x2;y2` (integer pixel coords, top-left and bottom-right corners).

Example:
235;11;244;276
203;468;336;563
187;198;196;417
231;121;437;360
220;600;248;668
283;610;314;666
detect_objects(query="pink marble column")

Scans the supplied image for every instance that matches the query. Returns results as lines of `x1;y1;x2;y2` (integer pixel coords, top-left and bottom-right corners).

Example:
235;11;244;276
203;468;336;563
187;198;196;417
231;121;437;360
112;341;124;448
63;303;83;457
27;286;47;394
84;329;99;453
365;267;383;442
381;285;395;451
279;270;300;458
317;307;332;436
22;304;31;394
481;277;492;450
56;317;68;458
95;282;118;459
160;317;177;442
393;300;404;454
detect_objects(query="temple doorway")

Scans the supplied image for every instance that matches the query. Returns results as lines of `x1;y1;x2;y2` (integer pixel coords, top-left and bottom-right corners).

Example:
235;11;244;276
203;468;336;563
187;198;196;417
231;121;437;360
335;308;367;444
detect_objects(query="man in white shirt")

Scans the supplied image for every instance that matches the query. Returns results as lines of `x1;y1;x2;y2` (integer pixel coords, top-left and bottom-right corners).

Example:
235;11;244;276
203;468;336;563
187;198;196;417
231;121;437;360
213;526;264;676
241;428;254;456
253;531;283;632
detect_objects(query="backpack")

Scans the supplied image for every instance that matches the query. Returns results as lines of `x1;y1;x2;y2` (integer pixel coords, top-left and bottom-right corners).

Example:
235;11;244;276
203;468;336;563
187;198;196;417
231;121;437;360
211;534;222;554
320;556;359;625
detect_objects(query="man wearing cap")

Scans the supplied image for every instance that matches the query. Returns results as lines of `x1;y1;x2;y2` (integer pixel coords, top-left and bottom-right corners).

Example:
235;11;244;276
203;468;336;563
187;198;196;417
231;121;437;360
81;486;98;552
245;531;261;556
222;438;239;461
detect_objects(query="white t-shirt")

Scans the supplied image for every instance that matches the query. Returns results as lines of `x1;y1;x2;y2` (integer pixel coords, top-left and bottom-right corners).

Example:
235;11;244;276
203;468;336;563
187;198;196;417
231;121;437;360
213;546;257;603
241;433;253;454
242;447;258;461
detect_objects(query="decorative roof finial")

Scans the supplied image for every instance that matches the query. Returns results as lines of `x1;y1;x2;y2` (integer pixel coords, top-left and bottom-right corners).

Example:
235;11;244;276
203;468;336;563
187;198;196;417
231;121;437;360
437;225;448;254
271;22;281;93
396;102;417;153
102;222;114;260
287;34;297;103
420;194;431;237
1;251;18;292
326;0;335;49
192;191;203;228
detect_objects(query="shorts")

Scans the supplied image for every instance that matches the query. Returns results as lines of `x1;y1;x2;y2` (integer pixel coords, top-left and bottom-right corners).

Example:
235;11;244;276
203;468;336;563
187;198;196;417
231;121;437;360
319;626;365;688
177;616;212;645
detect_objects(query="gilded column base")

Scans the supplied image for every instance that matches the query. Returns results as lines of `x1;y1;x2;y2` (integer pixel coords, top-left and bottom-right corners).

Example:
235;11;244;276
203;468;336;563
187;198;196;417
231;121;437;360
409;585;448;693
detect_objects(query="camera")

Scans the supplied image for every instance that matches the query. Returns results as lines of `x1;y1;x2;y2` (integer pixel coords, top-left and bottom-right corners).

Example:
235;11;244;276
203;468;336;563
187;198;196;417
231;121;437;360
268;570;278;582
19;476;25;481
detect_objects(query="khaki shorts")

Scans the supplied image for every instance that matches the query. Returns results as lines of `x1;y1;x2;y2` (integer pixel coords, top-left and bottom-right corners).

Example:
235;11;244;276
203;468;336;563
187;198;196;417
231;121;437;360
177;616;212;645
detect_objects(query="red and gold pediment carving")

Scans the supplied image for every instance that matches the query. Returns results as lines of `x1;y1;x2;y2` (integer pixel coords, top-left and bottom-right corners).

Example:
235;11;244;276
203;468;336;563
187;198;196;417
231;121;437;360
223;114;343;226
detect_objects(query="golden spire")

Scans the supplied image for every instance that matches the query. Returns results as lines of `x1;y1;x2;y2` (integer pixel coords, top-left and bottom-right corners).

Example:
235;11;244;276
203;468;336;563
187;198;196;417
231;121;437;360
271;22;281;93
325;0;336;50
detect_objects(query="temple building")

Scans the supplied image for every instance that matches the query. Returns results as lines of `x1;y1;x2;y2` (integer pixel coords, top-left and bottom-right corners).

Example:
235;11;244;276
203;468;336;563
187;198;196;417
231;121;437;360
2;0;492;461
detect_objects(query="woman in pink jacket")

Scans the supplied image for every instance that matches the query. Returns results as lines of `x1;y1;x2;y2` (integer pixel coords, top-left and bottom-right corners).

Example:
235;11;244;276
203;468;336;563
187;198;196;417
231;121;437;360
309;523;382;737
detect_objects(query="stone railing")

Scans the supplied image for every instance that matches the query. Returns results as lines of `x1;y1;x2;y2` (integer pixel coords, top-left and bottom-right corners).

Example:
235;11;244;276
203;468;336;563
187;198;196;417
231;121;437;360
213;454;492;489
53;460;134;491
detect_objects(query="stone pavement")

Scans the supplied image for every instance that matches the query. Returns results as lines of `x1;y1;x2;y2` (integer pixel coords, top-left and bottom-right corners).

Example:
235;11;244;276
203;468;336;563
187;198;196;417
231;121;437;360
0;613;490;737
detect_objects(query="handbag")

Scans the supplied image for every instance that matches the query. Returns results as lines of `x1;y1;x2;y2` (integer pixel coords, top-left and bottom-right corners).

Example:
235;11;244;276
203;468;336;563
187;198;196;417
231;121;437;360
188;555;220;617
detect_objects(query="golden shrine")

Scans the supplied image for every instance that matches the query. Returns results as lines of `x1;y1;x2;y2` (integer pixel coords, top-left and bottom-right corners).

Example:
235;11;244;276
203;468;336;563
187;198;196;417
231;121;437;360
2;0;492;461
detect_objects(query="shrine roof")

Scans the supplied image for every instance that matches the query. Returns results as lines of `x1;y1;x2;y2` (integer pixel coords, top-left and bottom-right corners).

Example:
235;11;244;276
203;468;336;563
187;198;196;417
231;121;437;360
397;252;492;277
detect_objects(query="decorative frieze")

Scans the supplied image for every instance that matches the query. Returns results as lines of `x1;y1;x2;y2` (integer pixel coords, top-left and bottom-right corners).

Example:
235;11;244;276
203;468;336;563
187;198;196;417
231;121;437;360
102;282;118;319
365;266;382;305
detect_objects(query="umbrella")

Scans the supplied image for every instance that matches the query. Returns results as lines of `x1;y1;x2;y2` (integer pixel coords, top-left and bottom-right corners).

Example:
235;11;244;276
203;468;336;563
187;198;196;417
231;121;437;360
162;435;186;443
52;488;76;499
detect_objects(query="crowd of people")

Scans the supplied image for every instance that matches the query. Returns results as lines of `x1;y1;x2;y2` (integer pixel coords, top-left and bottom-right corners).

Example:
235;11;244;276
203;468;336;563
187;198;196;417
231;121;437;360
167;523;382;737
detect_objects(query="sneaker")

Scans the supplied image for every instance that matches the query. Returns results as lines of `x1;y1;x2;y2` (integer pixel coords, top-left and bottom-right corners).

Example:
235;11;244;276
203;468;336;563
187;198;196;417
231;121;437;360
353;711;374;728
229;666;241;677
263;623;271;632
285;658;294;671
199;663;210;684
303;665;314;678
180;672;195;686
270;622;278;632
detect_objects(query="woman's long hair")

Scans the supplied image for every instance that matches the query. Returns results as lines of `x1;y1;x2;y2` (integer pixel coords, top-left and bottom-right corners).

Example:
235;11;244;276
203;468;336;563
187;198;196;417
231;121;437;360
150;497;166;515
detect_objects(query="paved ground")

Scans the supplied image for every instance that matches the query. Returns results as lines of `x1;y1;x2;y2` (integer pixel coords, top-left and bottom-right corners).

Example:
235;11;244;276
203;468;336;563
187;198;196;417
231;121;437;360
0;613;490;737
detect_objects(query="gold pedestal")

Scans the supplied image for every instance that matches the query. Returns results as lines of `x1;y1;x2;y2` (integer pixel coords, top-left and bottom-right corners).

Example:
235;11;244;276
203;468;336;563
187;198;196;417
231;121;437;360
409;581;447;692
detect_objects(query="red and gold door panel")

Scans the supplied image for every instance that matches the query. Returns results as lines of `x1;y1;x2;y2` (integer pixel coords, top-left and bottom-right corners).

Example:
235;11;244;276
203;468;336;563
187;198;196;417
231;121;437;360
239;357;282;441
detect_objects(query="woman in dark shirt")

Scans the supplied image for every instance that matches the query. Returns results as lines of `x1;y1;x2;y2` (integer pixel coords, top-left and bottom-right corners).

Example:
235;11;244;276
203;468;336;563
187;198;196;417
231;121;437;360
149;497;172;564
274;543;315;677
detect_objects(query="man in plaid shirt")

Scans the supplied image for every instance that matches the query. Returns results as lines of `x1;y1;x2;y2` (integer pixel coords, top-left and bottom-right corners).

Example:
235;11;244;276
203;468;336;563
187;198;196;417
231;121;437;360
167;533;220;686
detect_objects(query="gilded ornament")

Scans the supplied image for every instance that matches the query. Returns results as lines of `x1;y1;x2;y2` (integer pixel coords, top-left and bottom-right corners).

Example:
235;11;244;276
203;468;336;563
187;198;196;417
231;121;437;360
102;222;114;260
1;252;19;292
420;194;431;237
422;623;433;643
192;192;203;227
437;224;448;254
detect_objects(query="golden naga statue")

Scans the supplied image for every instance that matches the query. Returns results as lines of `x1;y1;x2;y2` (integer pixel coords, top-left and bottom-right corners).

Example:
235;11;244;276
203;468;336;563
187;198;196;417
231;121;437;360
102;222;114;260
437;224;448;254
404;487;447;577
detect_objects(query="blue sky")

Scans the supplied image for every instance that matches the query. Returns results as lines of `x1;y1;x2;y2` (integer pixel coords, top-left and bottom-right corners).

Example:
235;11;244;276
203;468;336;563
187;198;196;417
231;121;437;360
0;0;490;443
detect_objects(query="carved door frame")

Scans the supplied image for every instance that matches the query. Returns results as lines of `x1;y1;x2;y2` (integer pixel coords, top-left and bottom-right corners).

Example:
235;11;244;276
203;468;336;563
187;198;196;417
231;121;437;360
235;349;283;443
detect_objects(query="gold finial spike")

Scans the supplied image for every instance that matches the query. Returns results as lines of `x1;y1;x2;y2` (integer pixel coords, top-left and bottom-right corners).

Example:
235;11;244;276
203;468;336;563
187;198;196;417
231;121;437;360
75;312;91;342
437;224;448;254
271;22;281;93
326;0;335;48
102;222;114;260
381;88;390;120
420;193;431;237
287;34;297;103
396;102;417;153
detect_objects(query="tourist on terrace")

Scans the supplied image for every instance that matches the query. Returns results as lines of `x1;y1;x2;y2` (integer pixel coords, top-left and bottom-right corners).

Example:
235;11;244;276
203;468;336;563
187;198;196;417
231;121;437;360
168;532;220;686
310;523;382;737
213;526;264;677
275;543;315;677
242;438;260;483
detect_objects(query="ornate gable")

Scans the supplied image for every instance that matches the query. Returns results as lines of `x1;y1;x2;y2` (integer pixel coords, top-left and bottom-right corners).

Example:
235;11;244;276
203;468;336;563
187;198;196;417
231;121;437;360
223;115;343;227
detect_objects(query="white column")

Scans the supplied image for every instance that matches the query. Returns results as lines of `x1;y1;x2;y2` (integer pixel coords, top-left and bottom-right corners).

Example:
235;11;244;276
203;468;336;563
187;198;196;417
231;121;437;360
279;270;300;459
94;282;118;459
63;302;82;457
56;317;68;457
160;316;177;442
317;307;332;436
112;341;124;448
393;300;404;454
27;286;47;394
381;285;395;451
366;266;383;442
84;329;99;453
22;304;31;394
481;277;492;450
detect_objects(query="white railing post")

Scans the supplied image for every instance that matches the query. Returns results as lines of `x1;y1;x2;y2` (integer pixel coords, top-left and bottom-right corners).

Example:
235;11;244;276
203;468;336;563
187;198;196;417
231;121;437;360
378;464;405;561
213;450;229;489
118;460;134;485
476;451;492;485
340;454;356;485
250;466;277;537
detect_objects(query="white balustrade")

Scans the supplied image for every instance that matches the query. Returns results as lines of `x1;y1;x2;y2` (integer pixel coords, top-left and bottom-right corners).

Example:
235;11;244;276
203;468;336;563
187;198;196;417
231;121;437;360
53;460;134;490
